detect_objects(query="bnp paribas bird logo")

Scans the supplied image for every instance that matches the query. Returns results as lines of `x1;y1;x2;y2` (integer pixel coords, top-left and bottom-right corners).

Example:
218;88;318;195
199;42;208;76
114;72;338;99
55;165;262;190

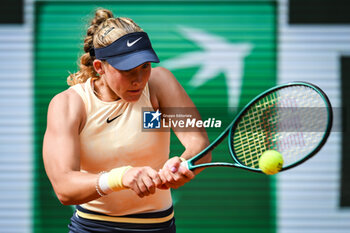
162;26;253;110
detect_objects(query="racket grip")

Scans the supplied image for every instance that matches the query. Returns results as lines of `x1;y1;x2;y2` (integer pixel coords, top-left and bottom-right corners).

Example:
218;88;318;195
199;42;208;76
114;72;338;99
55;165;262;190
180;161;189;170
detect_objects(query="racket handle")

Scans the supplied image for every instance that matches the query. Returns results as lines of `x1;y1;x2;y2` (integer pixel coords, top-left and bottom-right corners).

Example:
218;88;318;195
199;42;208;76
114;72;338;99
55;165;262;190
180;160;190;170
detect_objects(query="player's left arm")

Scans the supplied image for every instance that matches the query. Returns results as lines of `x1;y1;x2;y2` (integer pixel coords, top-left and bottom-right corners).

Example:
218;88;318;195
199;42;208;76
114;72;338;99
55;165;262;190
149;67;211;189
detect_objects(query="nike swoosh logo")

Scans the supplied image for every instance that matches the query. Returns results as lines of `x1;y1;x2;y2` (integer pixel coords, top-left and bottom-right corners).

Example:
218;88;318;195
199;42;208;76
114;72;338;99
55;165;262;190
106;114;122;124
127;37;142;47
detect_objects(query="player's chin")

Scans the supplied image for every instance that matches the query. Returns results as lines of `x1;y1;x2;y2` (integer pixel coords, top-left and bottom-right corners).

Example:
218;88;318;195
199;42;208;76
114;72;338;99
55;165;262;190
124;91;142;102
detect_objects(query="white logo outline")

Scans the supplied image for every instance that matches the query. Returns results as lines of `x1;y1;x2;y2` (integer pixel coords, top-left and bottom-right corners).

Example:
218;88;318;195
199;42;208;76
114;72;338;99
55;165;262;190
127;37;142;47
162;26;253;111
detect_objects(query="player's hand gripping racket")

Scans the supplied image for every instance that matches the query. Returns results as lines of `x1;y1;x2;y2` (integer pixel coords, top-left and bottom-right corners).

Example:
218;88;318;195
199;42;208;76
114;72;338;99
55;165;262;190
181;82;333;173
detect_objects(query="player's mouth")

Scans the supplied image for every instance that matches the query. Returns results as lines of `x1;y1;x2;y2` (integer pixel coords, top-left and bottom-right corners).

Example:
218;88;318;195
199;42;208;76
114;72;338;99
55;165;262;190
127;89;142;95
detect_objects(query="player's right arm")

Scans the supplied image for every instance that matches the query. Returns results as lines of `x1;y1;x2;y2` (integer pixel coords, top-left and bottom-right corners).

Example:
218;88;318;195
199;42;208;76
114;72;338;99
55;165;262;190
43;89;161;205
43;89;100;205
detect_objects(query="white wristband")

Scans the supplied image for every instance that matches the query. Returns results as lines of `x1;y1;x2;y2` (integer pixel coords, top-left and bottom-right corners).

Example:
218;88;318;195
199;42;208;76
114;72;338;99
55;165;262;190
98;172;113;195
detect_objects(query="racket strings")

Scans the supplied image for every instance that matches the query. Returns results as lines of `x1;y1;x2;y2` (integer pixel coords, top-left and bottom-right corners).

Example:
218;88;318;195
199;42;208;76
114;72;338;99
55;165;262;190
232;85;329;168
273;86;328;165
234;92;279;168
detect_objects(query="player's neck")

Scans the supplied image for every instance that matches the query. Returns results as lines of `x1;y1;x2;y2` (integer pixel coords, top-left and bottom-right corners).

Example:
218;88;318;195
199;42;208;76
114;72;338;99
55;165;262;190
92;78;120;102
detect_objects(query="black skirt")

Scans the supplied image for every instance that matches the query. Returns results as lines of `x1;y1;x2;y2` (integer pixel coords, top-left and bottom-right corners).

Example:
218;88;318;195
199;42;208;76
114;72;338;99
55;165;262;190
68;205;176;233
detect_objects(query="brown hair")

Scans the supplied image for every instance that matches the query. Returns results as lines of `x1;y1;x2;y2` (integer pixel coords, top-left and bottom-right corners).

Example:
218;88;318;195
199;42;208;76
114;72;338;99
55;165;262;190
67;8;143;86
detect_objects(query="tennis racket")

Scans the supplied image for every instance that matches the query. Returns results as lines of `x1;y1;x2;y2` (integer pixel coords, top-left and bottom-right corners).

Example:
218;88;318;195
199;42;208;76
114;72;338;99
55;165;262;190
181;81;333;173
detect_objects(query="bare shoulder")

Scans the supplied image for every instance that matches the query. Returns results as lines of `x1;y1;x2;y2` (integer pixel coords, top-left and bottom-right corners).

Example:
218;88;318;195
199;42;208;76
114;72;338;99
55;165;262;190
49;88;83;114
47;88;86;133
150;66;172;77
148;67;193;108
148;67;180;109
149;67;182;96
149;67;176;87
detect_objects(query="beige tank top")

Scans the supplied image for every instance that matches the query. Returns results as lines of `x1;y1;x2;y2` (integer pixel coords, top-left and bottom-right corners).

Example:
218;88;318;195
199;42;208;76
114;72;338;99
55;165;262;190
70;78;172;216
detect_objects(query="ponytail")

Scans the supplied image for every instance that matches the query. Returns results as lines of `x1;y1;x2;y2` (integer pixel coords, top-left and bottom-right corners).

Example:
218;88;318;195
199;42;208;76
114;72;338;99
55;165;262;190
67;9;113;86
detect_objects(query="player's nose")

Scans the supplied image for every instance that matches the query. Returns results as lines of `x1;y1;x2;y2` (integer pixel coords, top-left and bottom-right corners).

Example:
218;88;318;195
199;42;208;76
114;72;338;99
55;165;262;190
131;72;143;86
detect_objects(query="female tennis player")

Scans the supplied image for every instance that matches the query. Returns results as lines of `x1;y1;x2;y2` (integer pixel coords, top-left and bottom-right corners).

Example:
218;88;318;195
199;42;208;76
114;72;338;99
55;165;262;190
42;8;211;233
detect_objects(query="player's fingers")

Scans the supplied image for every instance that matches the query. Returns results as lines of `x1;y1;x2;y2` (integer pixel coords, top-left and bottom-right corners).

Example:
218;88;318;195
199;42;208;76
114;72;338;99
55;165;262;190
159;168;176;189
172;172;183;183
130;182;144;198
157;170;170;189
136;179;149;198
158;184;170;190
150;167;160;188
163;167;177;183
163;171;184;189
167;157;182;173
142;175;156;195
158;169;170;188
146;168;162;187
179;165;195;179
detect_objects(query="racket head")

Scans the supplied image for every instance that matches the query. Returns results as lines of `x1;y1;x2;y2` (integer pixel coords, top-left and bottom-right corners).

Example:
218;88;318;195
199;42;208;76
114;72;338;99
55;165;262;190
228;82;333;173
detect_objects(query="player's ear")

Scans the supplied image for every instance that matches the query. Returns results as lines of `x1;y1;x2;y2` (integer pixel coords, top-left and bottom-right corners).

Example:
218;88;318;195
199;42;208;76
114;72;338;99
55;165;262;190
93;60;105;75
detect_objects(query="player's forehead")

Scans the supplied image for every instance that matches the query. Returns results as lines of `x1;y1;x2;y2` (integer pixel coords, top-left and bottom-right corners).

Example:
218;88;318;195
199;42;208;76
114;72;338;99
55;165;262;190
108;61;150;72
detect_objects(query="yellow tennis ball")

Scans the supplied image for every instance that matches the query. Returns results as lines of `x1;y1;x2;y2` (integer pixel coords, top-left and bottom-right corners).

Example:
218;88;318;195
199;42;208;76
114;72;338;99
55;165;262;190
259;150;284;175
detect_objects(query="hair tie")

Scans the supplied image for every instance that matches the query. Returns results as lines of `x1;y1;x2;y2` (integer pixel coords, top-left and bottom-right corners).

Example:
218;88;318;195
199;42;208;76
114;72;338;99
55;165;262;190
89;47;95;57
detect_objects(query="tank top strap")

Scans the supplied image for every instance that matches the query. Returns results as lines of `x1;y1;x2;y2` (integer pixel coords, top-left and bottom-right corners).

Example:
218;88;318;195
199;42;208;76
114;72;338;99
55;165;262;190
69;79;91;113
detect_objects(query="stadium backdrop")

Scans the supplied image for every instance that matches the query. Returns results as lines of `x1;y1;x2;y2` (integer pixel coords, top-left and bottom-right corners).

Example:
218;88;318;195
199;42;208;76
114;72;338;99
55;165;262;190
34;1;277;233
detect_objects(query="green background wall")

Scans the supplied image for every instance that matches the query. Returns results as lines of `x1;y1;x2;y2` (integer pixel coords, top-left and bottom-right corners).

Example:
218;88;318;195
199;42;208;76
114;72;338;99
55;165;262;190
34;1;277;232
